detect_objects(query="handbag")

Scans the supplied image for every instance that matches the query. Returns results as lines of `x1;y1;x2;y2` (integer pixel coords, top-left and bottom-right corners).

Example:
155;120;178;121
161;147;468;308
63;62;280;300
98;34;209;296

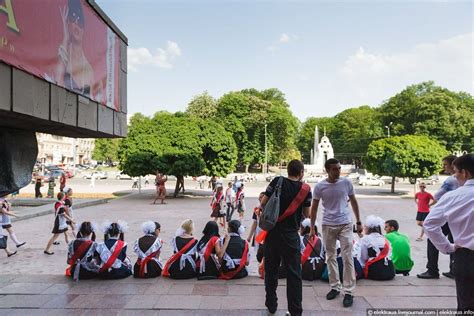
259;176;283;231
0;236;7;249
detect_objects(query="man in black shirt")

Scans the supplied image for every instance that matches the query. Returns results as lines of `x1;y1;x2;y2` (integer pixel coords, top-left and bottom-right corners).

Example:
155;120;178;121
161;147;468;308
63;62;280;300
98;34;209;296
258;160;312;316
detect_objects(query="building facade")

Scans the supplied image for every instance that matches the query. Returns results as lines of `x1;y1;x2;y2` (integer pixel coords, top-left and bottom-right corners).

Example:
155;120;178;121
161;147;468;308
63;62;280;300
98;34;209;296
36;133;95;165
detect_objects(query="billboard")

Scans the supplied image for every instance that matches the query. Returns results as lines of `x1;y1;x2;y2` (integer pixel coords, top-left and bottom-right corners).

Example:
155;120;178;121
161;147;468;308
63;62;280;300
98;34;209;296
0;0;120;110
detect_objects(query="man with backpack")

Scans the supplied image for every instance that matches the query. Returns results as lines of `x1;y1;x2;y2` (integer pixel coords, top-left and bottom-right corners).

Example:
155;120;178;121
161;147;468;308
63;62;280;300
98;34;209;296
257;159;312;316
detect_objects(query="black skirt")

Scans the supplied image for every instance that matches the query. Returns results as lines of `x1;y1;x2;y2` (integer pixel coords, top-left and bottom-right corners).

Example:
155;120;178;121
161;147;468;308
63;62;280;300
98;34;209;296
416;212;429;221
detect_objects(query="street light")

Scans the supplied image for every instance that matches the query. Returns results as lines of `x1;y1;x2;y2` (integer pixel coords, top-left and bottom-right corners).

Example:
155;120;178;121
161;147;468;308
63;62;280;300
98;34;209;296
264;124;268;175
385;122;393;138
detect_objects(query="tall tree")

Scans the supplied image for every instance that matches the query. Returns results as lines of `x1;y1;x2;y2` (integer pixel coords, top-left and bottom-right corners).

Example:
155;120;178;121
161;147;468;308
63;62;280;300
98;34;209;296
118;112;237;196
185;91;218;119
365;135;448;192
92;138;120;164
379;81;474;152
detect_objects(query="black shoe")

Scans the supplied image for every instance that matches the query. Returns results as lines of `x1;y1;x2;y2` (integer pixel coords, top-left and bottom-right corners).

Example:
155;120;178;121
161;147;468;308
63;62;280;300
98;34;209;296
16;242;26;248
417;271;439;279
7;251;17;257
343;294;353;307
326;289;340;300
53;241;60;245
442;272;455;279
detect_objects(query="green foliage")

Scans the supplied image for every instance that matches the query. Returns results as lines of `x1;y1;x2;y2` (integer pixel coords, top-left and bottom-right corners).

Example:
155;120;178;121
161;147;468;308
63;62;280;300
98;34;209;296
379;82;474;152
92;138;120;163
365;135;448;191
185;91;218;119
118;112;237;178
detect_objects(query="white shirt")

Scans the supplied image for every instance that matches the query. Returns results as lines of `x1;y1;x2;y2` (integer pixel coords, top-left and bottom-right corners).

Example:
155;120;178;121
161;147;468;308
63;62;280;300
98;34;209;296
225;187;234;204
313;177;354;225
434;175;459;201
358;232;392;267
424;179;474;254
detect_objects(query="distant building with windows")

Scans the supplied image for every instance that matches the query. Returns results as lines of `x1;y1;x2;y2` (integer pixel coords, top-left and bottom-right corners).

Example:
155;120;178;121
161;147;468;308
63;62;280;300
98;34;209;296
36;133;95;165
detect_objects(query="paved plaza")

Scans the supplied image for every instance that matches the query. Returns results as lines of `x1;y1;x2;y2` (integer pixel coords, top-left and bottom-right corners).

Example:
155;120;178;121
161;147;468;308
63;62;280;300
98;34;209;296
0;181;455;314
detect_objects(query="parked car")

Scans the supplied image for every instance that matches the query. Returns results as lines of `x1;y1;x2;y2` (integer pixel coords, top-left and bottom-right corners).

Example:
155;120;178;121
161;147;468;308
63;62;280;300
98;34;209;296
305;175;324;183
409;175;439;185
265;175;275;182
346;173;361;182
116;172;132;180
379;176;399;184
83;171;108;179
359;176;385;186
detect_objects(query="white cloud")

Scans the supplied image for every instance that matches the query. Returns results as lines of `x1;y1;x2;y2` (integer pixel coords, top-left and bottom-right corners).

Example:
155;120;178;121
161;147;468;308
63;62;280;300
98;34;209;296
338;32;473;104
128;41;182;71
279;33;290;43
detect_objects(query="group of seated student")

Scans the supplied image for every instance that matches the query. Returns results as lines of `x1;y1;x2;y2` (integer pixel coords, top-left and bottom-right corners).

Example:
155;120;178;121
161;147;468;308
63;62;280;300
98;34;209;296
66;219;249;281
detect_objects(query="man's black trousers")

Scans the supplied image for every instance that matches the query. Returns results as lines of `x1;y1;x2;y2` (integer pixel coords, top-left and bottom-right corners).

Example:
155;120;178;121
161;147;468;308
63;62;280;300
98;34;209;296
264;231;302;316
427;223;454;275
454;248;474;311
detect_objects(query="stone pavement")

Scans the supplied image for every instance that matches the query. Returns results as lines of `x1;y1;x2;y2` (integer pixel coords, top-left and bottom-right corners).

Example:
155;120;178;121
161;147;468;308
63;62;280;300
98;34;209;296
0;184;455;314
0;274;457;315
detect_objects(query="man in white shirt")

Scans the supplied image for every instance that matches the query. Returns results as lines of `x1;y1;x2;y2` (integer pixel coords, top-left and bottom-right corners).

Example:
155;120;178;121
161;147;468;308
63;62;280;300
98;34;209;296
418;155;458;279
424;154;474;311
310;158;362;308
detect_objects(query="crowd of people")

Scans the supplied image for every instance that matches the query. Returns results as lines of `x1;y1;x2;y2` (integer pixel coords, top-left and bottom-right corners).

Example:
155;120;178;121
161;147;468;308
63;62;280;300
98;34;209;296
0;153;472;314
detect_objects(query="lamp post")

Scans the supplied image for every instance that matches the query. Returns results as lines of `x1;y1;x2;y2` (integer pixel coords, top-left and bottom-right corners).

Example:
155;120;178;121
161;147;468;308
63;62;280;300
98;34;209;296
385;122;393;138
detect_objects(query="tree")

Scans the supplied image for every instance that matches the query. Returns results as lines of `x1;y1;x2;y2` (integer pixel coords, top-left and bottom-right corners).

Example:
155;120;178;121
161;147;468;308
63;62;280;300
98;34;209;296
365;135;448;192
185;91;217;120
379;82;474;152
118;112;237;196
296;117;336;164
92;138;120;164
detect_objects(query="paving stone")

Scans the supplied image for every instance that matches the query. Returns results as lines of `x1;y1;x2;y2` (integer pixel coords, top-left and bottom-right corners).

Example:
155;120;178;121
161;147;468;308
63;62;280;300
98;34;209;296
192;284;228;296
124;294;160;309
119;310;160;316
0;309;84;316
365;296;458;309
0;294;54;308
316;295;372;312
41;294;80;308
143;282;172;295
220;295;264;310
226;284;265;296
0;282;53;294
82;309;123;316
11;275;69;284
407;277;456;286
68;294;133;309
199;295;223;309
355;285;455;297
43;283;75;295
155;294;202;309
167;283;194;295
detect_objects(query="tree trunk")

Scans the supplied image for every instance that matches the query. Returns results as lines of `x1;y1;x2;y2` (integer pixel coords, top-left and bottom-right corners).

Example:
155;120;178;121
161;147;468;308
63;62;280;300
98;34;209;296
173;175;185;197
245;164;249;173
391;176;395;193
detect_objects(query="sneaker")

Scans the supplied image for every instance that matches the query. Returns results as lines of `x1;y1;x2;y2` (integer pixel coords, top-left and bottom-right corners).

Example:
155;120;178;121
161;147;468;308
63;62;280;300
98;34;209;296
326;289;340;300
16;242;26;248
343;294;353;307
53;241;60;245
442;272;455;279
7;251;17;257
417;271;439;279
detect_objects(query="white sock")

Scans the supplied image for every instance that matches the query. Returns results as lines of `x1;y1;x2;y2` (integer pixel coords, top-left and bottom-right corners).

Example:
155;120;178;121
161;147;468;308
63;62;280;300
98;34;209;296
10;233;21;245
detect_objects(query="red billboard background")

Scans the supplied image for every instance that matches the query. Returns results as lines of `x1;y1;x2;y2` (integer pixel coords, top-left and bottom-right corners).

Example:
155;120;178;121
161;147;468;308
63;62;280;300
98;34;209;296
0;0;120;110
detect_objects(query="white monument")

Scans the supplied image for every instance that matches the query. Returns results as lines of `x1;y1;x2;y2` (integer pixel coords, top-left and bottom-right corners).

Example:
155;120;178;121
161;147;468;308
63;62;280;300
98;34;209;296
309;126;334;172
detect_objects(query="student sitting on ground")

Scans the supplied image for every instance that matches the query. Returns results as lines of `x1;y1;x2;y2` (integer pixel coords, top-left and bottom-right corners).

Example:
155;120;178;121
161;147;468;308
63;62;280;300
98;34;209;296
220;220;249;280
359;215;395;280
133;221;163;278
66;221;99;280
96;221;132;280
384;219;414;276
162;219;198;279
300;218;326;281
196;221;228;280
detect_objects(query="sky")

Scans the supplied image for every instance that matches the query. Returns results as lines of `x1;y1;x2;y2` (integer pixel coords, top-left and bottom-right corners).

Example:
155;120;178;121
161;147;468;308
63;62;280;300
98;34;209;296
96;0;473;121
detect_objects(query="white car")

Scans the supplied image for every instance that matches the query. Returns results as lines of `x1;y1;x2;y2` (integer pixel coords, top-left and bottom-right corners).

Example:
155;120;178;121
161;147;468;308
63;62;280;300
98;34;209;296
83;171;108;179
115;172;132;180
358;176;384;186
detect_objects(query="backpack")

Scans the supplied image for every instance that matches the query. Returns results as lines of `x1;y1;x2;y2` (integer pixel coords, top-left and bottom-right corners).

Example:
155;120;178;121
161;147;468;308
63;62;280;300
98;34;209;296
259;176;283;231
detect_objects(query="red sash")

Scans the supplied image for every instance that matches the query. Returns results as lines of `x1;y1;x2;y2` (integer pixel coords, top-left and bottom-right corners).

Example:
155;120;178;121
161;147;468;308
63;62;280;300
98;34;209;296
54;201;63;215
99;240;125;273
301;236;319;265
199;236;219;268
211;193;223;209
255;183;311;244
65;240;93;276
363;239;390;278
162;238;196;277
219;241;249;280
137;249;161;278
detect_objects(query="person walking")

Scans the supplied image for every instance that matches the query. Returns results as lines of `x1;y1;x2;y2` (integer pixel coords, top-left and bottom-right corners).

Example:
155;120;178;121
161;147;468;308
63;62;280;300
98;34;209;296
225;182;235;222
310;158;362;308
414;183;435;241
59;172;67;192
0;196;26;249
34;173;43;198
424;154;474;311
257;159;312;316
47;175;56;198
418;155;458;279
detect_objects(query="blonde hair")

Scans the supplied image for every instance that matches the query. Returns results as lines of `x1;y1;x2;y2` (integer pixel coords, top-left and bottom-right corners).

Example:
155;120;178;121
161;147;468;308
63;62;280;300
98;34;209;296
181;219;194;234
